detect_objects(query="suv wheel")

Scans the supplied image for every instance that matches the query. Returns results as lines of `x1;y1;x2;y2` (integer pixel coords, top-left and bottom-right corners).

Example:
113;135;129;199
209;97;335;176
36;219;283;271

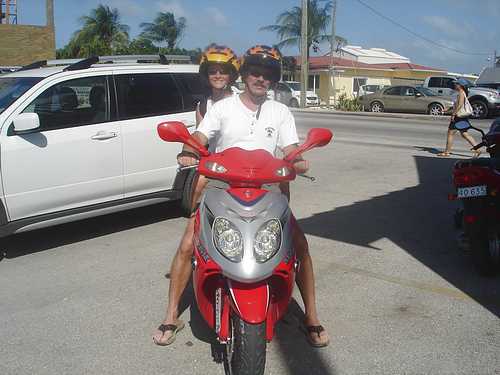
470;100;489;119
370;101;384;112
289;98;299;107
428;103;444;116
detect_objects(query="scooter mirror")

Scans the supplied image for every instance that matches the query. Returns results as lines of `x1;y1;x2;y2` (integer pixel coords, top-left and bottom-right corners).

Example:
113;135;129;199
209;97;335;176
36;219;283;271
284;128;333;162
157;121;210;157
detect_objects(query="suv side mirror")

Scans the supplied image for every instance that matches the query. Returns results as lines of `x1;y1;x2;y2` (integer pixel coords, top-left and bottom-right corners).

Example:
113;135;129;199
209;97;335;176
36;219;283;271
13;113;40;134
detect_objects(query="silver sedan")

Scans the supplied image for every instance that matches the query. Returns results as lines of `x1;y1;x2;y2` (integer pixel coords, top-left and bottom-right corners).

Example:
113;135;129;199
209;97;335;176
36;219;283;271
359;86;454;115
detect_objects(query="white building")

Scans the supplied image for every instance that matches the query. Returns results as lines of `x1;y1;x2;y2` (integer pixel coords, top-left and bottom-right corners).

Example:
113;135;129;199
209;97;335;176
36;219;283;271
330;45;411;65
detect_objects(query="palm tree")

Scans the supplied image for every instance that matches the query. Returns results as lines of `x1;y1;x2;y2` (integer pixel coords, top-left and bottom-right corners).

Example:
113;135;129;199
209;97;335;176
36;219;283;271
74;5;129;56
140;12;187;50
260;0;347;57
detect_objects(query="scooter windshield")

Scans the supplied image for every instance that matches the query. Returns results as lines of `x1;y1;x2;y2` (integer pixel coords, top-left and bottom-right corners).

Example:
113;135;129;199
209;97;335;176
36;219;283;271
197;147;296;187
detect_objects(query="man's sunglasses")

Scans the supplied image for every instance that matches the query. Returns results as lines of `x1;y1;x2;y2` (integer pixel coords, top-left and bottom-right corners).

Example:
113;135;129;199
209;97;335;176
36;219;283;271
207;67;231;75
248;67;273;81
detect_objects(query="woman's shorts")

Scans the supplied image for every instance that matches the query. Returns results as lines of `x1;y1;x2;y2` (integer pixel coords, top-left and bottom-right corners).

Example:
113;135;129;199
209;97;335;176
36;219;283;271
449;118;471;133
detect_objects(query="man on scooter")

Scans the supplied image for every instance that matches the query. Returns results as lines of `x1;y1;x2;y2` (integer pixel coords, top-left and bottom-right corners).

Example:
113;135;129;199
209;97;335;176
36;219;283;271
153;45;330;348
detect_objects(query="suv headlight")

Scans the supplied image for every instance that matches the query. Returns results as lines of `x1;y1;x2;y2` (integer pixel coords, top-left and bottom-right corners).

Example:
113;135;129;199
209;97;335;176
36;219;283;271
213;218;243;262
254;219;281;263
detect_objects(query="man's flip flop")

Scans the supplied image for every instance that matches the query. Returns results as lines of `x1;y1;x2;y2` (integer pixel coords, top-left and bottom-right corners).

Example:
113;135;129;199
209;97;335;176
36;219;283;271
305;325;330;348
153;320;185;346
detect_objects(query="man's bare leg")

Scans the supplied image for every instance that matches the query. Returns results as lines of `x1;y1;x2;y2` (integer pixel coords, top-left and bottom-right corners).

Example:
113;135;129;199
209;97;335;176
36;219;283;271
293;220;329;346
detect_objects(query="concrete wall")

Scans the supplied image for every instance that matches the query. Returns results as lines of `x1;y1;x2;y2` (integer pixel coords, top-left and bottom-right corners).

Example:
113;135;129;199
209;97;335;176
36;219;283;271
0;24;56;65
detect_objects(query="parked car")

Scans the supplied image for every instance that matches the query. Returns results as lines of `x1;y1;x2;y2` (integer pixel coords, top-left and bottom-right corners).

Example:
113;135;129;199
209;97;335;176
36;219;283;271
358;84;386;97
274;81;320;107
0;66;20;75
0;55;204;237
422;75;500;119
359;85;454;115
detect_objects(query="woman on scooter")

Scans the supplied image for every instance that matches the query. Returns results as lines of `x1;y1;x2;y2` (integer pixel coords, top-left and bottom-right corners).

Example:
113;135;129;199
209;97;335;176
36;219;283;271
152;44;239;346
438;78;480;157
191;44;240;210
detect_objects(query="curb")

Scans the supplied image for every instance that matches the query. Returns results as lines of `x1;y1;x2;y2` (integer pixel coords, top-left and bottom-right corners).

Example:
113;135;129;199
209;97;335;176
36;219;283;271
290;107;450;122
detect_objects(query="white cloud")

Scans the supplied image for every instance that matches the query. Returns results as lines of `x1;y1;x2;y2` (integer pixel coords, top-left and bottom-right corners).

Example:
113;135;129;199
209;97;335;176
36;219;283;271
105;0;145;17
206;7;228;27
422;15;473;37
155;0;189;18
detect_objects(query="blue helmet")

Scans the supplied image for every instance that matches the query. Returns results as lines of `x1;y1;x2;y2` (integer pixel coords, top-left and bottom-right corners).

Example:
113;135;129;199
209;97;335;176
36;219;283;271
455;77;472;88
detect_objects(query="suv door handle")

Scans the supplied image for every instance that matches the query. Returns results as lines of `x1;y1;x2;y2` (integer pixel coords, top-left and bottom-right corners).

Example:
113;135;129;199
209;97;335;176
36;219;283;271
91;131;117;140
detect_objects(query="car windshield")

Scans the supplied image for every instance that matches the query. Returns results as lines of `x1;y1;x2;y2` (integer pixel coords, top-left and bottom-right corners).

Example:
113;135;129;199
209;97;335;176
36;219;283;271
418;87;437;96
0;77;43;114
286;82;302;91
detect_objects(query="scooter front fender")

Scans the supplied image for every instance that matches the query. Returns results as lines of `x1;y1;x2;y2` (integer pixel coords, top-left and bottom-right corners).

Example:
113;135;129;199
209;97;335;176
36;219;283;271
227;280;269;324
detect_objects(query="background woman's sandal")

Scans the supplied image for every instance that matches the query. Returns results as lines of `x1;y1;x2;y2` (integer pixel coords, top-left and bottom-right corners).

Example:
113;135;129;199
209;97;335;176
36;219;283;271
152;320;185;346
437;152;451;157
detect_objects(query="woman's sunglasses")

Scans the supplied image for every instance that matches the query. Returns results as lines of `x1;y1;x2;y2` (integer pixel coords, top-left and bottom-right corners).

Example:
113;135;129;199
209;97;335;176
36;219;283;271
208;67;230;75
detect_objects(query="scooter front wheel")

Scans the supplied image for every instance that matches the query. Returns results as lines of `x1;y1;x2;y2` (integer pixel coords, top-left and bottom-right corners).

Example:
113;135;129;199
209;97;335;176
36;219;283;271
225;314;266;375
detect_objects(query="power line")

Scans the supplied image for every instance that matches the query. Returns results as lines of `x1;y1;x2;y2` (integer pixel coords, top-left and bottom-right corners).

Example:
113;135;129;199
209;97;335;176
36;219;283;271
355;0;491;56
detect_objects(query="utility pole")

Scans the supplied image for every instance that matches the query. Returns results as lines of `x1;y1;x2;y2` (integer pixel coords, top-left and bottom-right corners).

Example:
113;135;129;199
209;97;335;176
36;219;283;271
300;0;308;109
328;0;337;109
495;50;498;67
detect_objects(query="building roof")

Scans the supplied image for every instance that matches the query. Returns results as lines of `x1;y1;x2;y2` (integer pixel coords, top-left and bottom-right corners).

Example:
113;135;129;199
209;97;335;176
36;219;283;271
339;45;410;63
294;56;444;72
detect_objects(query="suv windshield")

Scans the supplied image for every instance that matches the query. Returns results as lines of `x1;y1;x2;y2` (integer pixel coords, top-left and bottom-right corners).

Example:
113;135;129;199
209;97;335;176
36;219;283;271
476;83;500;91
0;77;43;114
285;82;301;91
418;87;437;96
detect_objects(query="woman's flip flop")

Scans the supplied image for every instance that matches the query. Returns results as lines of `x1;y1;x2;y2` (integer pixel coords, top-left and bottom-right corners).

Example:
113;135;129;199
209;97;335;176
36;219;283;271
152;320;185;346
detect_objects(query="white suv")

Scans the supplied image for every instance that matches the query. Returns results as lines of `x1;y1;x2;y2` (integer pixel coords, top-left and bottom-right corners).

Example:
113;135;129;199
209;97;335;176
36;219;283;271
0;55;204;237
274;81;320;107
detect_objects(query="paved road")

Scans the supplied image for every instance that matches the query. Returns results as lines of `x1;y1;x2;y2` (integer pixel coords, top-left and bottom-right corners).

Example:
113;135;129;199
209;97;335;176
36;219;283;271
1;114;499;375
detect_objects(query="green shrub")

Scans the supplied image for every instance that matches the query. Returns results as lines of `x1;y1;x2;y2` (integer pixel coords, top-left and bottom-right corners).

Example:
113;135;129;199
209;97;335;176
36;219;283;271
336;93;362;112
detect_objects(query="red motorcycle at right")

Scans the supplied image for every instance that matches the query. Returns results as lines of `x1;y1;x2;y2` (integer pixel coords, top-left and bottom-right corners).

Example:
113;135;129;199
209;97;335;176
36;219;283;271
451;119;500;276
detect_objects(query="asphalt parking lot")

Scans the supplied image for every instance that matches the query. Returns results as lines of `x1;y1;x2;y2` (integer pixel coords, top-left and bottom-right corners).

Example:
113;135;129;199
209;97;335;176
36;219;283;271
1;113;499;375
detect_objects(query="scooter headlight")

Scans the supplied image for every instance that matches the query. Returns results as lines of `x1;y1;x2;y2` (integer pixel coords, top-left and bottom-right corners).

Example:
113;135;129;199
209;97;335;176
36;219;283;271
254;219;281;263
213;218;243;262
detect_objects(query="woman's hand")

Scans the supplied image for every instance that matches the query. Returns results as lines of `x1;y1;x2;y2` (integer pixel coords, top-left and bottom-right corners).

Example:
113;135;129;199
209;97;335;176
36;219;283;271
293;159;309;174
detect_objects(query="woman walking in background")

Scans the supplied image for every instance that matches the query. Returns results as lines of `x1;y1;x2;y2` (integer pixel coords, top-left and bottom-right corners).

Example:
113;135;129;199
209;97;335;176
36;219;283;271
438;78;480;157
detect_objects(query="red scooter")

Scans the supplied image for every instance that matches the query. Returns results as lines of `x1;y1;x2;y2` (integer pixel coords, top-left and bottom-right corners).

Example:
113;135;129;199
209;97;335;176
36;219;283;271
157;121;332;375
451;119;500;275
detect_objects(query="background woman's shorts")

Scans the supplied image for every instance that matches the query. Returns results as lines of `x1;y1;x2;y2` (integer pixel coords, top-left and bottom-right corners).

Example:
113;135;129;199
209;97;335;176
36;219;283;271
449;118;471;133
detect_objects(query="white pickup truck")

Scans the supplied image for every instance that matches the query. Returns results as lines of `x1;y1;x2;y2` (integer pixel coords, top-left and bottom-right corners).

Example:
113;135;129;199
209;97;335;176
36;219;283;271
422;75;500;119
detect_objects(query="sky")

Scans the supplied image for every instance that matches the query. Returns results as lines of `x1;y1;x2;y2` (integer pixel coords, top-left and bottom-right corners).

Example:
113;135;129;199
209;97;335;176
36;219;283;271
18;0;500;74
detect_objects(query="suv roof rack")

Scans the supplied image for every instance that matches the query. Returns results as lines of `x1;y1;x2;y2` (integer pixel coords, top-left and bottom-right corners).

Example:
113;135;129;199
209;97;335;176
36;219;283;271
18;54;192;72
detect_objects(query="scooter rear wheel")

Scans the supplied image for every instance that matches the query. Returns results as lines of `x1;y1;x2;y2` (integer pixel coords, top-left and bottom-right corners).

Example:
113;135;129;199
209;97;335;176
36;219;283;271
470;226;500;276
225;314;266;375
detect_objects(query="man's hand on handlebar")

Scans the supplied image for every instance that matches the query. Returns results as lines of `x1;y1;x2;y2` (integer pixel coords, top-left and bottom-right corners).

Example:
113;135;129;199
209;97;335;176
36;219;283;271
177;150;199;167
